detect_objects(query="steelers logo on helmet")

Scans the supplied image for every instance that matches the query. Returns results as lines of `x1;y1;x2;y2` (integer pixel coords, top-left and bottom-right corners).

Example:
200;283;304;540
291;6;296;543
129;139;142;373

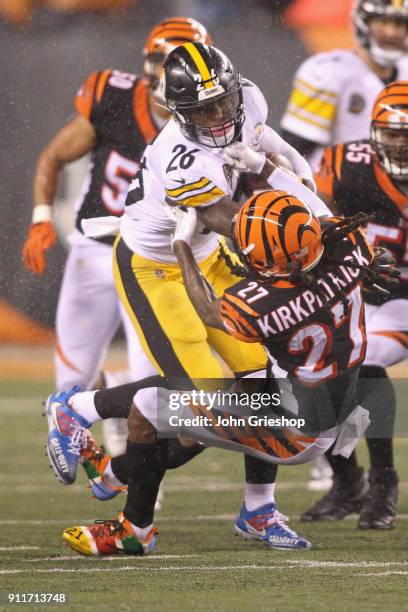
371;80;408;181
163;42;244;148
232;190;324;278
353;0;408;67
143;17;212;100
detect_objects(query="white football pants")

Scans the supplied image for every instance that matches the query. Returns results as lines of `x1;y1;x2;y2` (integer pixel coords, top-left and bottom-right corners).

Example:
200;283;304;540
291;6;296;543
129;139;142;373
55;238;157;391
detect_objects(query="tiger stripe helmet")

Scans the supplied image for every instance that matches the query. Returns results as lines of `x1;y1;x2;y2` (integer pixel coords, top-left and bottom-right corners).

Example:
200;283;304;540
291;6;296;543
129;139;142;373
232;190;324;278
143;18;212;98
371;81;408;180
144;17;212;57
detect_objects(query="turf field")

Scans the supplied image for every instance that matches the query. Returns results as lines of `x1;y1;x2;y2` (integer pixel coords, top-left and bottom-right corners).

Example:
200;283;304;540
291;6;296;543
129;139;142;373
1;379;407;612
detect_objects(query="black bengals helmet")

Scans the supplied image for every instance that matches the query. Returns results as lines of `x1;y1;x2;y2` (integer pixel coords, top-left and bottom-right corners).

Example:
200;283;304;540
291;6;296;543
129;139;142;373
353;0;408;67
162;42;244;148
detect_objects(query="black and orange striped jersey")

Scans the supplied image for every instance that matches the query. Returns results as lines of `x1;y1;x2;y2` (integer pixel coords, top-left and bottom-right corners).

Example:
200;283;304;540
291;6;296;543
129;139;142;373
220;225;373;388
74;69;160;244
315;138;408;295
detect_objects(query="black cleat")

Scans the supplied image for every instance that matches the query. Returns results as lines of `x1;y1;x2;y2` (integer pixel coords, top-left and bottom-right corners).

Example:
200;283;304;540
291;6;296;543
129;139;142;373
358;468;399;530
301;467;368;522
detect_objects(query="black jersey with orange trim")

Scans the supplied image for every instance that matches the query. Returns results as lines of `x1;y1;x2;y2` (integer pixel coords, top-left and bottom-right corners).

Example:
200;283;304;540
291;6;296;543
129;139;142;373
74;69;160;244
220;226;373;389
315;138;408;296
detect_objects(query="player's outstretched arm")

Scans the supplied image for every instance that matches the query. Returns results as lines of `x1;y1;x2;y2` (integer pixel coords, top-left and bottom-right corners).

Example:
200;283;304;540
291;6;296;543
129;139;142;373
23;115;97;274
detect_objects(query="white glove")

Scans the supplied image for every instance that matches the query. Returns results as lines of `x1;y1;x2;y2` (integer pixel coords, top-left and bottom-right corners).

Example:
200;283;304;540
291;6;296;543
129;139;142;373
223;142;266;174
167;205;197;246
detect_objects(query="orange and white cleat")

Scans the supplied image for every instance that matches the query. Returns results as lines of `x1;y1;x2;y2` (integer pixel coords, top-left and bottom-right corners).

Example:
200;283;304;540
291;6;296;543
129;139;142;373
63;513;158;556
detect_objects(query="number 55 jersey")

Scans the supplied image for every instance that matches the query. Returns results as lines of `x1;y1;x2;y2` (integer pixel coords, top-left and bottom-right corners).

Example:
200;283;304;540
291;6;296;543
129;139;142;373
316;139;408;293
315;139;408;368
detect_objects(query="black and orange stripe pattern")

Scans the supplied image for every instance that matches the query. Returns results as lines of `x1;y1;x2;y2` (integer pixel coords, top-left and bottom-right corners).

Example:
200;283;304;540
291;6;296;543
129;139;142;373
371;80;408;126
144;17;212;57
188;400;316;460
232;190;324;278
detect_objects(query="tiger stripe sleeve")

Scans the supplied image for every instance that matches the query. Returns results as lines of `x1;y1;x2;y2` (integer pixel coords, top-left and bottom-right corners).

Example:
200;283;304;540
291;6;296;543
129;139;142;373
75;70;111;121
165;177;226;208
220;294;261;343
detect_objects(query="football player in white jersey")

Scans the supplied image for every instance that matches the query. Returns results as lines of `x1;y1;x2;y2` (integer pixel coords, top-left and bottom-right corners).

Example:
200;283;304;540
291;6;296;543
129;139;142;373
281;0;408;169
281;0;408;490
22;18;212;457
46;42;331;555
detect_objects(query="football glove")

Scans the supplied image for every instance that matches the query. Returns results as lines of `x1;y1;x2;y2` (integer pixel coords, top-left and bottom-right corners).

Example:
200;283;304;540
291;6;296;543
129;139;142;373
23;221;57;274
167;205;197;246
223;142;266;174
363;247;401;303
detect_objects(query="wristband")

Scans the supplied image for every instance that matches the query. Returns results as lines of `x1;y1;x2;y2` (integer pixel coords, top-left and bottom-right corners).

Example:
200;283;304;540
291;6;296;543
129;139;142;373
32;204;53;224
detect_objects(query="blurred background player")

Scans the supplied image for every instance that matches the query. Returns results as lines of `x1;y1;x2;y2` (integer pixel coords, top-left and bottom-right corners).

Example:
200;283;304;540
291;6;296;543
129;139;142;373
302;81;408;529
22;17;211;456
281;0;408;167
280;0;408;490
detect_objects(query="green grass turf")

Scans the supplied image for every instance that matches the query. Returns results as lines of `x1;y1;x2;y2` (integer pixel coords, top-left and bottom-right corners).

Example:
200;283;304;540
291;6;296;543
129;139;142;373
0;381;407;611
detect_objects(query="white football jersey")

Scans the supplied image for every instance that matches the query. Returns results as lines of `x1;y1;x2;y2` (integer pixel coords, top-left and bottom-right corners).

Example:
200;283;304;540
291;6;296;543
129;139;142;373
120;79;268;263
281;49;408;147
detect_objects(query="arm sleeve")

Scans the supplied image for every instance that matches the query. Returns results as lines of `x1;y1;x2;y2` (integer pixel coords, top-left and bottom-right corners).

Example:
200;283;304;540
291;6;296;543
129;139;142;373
280;129;320;158
219;294;261;343
259;125;314;183
280;55;338;146
267;167;331;218
314;146;337;202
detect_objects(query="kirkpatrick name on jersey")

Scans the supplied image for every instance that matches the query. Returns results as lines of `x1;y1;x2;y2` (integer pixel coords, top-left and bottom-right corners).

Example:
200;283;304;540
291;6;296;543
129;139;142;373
257;245;370;338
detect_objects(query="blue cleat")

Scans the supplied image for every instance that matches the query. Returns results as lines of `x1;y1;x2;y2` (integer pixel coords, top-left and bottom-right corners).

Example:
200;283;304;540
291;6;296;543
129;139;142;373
235;503;312;550
45;386;91;485
80;437;126;501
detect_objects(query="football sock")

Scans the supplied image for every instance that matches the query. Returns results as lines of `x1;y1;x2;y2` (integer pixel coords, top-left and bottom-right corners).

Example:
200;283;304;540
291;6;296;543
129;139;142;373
358;365;396;439
244;483;276;511
110;454;128;484
94;376;165;420
358;365;395;471
103;460;126;487
165;438;205;468
69;391;100;424
109;438;205;484
366;438;394;470
123;440;166;528
325;449;361;481
128;521;154;542
245;454;278;484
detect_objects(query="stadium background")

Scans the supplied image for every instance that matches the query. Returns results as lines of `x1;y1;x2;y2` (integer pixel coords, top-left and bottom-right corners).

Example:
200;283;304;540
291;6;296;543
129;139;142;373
0;0;355;345
2;3;408;608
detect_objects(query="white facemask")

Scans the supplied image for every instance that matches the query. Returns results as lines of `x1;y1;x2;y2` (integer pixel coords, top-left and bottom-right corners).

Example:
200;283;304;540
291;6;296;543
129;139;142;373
369;39;406;67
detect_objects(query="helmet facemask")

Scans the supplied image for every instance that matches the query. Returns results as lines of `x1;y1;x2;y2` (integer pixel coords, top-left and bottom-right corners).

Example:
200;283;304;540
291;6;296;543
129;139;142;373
144;51;168;103
174;86;244;148
353;1;408;67
371;119;408;181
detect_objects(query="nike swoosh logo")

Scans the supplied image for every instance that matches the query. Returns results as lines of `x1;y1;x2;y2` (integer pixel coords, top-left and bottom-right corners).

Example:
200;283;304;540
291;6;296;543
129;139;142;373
171;178;186;185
